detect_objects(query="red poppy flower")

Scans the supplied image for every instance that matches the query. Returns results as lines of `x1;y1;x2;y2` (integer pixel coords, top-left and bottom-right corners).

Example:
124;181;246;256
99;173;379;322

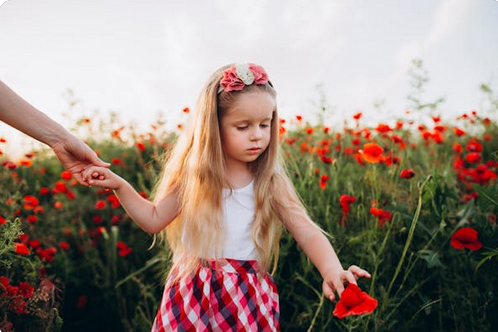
353;112;362;120
432;115;441;123
18;158;33;167
39;187;50;195
434;125;446;133
61;171;72;180
465;152;481;164
111;215;121;224
19;282;35;298
339;195;356;226
466;140;482;152
23;195;39;210
28;240;41;248
36;247;57;261
454;127;465;136
370;207;392;227
333;283;378;319
117;242;132;257
319;175;330;190
95;200;107;210
400;169;415;179
375;124;392;133
54;180;67;193
14;243;30;255
450;227;482;251
27;215;38;223
361;143;384;163
136;141;146;152
112;158;124;166
321;156;332;164
93;215;103;224
66;189;76;200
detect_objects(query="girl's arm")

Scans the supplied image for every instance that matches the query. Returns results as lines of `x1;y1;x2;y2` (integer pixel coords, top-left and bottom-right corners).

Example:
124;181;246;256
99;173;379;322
83;166;179;234
273;175;370;301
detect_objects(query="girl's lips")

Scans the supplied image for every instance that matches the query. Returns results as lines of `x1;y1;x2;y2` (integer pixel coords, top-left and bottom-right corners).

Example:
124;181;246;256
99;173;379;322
247;147;261;154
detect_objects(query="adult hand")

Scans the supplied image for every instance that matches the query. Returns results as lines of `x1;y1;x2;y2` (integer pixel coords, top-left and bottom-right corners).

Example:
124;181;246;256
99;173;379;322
51;134;110;186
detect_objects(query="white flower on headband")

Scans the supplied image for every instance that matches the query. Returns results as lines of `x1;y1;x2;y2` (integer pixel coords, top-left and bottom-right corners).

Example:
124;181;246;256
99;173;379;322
235;64;255;85
219;63;270;93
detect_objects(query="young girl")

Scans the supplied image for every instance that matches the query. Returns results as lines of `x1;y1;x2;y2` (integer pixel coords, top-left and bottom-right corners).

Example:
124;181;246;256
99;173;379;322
83;63;371;331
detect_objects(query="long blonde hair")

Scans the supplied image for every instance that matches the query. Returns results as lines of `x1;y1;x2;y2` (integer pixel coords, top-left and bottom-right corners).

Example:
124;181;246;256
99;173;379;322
153;64;308;279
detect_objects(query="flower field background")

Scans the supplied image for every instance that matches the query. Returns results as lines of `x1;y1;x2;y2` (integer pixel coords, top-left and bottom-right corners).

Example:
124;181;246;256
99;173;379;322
1;71;498;331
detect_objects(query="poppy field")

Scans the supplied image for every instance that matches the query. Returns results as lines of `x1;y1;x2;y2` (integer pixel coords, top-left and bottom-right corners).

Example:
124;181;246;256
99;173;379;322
1;98;498;331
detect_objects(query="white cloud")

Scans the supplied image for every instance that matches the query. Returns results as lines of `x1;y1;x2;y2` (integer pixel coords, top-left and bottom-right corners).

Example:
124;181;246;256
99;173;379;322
425;0;475;48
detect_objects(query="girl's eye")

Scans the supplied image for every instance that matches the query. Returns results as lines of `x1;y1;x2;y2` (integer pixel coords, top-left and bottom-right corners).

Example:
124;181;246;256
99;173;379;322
236;126;248;131
260;124;270;128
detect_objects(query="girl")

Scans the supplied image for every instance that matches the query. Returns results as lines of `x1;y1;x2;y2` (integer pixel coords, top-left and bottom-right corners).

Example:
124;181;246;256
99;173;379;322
83;63;371;332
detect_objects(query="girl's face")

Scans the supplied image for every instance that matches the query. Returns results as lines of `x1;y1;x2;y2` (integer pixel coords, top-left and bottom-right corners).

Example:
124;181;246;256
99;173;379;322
220;91;275;170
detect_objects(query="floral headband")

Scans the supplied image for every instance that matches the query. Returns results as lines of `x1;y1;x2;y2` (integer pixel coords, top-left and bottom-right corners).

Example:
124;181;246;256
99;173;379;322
218;63;272;93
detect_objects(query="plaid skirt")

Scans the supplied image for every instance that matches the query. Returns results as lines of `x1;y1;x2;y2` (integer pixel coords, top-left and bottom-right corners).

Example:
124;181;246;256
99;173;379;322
151;258;280;332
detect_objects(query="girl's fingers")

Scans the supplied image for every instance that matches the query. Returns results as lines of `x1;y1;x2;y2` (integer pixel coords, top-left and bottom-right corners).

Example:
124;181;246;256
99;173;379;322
88;178;108;188
348;265;372;278
322;281;336;302
82;166;96;179
343;270;357;285
333;279;345;296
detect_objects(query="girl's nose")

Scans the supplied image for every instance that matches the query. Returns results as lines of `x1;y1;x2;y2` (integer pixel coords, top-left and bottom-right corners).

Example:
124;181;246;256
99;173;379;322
250;127;263;140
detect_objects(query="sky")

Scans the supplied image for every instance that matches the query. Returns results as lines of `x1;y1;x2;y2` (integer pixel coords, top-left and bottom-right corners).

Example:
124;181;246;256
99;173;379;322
1;0;498;157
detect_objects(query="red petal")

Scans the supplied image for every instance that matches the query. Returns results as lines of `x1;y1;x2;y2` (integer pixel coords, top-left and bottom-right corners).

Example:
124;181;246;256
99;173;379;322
333;284;378;319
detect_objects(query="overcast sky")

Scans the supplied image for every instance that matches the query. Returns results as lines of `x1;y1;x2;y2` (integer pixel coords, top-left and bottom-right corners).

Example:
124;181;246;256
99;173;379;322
1;0;498;156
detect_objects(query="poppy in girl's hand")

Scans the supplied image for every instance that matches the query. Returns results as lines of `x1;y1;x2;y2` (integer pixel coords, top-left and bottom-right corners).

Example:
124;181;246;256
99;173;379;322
332;283;378;319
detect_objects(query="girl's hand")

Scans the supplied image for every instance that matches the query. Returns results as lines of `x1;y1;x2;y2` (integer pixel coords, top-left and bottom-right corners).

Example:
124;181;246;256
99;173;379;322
51;134;110;186
82;166;121;190
322;265;371;301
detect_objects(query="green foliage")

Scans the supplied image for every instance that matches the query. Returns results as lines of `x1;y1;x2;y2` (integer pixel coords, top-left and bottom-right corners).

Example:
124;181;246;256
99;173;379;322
1;86;498;331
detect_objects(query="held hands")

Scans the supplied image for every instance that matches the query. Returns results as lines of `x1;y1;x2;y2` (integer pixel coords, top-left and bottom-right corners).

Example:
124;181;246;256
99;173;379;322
82;166;122;190
51;134;110;186
322;265;371;301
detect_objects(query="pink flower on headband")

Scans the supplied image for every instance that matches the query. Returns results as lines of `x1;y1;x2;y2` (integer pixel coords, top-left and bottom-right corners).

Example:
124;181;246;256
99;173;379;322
219;63;269;93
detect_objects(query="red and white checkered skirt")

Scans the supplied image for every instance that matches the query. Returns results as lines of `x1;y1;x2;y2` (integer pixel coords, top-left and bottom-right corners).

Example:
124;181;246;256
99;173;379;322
151;258;280;332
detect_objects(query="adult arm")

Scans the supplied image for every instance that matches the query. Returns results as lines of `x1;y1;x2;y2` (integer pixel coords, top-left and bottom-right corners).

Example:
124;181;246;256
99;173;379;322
0;80;109;184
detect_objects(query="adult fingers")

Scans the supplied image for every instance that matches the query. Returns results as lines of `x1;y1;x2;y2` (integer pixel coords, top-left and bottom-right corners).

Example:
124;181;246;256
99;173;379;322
87;150;110;168
72;173;90;186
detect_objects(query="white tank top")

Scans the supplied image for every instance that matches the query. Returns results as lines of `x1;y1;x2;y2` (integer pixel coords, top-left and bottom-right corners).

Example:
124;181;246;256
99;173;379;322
213;180;258;260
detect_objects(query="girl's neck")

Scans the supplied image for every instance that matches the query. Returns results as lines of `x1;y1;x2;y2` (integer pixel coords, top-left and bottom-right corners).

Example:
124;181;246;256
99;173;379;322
224;163;253;189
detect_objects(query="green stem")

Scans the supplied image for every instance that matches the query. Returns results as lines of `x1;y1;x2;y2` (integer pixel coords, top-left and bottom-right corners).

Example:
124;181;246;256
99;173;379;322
385;175;432;300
